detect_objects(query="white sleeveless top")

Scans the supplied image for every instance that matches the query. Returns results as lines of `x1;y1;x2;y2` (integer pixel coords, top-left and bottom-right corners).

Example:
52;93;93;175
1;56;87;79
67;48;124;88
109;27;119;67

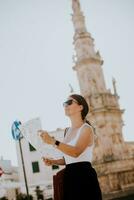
63;123;94;165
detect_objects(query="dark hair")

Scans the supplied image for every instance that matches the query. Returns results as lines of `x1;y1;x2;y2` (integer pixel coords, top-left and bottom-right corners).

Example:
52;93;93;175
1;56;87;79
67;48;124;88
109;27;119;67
70;94;89;121
70;94;96;134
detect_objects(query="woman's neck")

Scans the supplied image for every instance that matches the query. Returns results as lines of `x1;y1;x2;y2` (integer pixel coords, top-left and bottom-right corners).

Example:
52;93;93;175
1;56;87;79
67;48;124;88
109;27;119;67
70;117;84;129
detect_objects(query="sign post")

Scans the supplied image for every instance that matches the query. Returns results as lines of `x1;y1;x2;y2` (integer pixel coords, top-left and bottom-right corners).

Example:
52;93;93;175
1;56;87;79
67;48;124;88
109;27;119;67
11;120;30;199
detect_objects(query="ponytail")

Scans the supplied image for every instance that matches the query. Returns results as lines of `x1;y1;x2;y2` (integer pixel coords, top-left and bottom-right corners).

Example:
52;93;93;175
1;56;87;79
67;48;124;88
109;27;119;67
84;119;96;135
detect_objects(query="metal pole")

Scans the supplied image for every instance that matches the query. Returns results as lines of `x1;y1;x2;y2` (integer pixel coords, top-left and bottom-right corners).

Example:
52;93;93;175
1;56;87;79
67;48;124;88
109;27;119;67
19;138;30;200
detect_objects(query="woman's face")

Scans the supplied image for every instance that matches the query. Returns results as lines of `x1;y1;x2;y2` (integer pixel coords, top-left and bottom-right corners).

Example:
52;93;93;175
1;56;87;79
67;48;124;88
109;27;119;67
63;97;83;117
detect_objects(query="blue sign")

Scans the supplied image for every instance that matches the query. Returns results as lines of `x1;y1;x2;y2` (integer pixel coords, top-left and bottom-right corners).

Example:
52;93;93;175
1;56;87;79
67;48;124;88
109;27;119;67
11;120;22;141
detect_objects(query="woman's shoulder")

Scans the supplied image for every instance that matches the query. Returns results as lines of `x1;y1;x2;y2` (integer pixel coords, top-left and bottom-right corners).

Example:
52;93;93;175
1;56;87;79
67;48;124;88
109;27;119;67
82;123;98;140
82;122;92;129
81;123;95;136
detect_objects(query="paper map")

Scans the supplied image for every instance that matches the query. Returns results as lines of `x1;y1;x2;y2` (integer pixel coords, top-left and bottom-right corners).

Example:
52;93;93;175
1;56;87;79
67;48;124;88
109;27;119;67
20;117;62;158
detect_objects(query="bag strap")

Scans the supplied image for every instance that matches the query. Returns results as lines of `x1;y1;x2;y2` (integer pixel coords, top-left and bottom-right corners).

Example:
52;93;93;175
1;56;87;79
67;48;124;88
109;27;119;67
64;127;69;137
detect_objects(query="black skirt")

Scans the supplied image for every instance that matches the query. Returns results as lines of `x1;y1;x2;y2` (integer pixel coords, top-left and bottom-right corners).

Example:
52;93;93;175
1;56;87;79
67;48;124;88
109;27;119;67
63;162;102;200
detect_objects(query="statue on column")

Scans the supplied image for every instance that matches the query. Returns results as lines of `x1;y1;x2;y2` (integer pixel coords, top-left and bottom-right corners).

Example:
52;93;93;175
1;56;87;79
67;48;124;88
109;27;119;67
72;0;81;13
112;77;117;96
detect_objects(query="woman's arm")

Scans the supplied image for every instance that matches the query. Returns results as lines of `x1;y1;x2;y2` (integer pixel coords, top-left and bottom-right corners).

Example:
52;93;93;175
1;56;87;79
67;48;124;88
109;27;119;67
43;157;65;166
56;126;93;157
40;126;93;158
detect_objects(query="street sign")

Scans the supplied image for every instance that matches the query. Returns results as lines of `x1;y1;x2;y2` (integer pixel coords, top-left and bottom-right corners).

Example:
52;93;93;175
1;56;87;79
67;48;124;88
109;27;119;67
11;120;22;140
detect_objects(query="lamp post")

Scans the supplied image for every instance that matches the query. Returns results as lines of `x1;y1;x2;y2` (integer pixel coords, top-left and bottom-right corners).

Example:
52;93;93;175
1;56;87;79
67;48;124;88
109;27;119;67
11;120;30;200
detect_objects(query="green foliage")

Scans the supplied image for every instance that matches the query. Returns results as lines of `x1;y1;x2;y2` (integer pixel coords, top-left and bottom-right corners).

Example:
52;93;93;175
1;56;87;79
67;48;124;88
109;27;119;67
16;193;33;200
0;197;8;200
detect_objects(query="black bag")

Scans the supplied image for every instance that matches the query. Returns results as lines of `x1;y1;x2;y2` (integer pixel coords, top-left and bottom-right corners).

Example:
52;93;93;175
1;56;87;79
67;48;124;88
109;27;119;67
53;127;69;200
53;168;65;200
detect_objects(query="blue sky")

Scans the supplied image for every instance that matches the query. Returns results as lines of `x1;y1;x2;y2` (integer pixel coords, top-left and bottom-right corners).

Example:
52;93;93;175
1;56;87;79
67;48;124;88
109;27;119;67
0;0;134;166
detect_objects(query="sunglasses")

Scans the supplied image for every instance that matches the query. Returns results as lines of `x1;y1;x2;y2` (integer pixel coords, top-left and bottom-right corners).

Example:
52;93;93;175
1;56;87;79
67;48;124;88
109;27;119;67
63;99;79;107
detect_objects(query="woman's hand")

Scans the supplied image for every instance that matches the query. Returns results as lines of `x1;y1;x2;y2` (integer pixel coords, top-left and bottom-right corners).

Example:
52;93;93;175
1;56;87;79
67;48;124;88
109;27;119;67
38;130;55;145
42;157;65;166
42;157;54;166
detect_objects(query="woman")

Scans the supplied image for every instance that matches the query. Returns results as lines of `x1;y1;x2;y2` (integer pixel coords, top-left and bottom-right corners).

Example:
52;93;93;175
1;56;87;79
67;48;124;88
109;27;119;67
39;94;102;200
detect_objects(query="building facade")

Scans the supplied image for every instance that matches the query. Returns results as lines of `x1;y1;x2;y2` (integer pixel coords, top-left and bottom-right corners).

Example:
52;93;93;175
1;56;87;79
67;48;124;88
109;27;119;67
16;128;64;199
0;157;19;200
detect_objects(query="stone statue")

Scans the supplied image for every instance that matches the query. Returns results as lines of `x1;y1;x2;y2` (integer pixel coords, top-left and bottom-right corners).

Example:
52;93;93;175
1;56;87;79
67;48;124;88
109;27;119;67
112;77;117;96
72;0;81;13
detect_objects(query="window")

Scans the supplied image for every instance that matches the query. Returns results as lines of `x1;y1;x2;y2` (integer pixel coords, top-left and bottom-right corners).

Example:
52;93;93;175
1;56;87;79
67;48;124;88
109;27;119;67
32;161;40;173
29;143;36;151
52;165;59;170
